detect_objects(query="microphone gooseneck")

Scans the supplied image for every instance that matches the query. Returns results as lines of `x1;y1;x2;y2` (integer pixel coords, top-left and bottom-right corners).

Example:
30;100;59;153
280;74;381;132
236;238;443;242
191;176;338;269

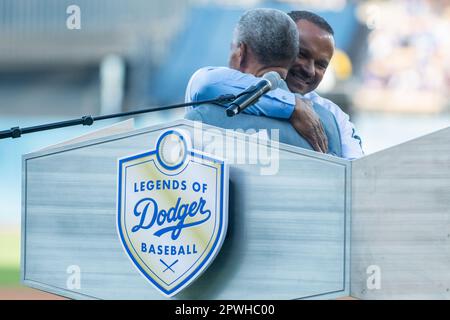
0;94;237;140
0;71;283;140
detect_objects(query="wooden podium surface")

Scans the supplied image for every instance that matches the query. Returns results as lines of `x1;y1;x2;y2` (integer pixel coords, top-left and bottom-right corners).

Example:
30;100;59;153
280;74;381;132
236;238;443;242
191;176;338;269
21;120;350;300
21;119;450;299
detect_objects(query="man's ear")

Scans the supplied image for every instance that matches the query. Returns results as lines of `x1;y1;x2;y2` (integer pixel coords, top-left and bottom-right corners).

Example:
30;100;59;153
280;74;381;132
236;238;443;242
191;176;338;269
229;42;242;70
238;42;248;68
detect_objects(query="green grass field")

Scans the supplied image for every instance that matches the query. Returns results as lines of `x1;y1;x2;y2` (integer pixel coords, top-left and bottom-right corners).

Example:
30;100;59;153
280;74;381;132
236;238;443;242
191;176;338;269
0;231;66;299
0;231;21;287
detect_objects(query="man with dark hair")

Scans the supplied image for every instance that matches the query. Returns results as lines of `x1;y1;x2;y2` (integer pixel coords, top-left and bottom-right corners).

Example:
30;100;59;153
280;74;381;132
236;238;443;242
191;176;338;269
288;11;334;35
285;10;363;158
286;10;335;95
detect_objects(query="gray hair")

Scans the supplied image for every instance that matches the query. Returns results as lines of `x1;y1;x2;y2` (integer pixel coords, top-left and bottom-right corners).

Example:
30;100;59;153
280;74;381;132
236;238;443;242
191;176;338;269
233;8;299;66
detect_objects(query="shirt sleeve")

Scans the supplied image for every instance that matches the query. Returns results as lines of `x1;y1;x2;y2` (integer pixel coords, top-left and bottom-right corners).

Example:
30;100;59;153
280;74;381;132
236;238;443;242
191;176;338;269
305;92;364;160
336;110;364;160
185;67;296;119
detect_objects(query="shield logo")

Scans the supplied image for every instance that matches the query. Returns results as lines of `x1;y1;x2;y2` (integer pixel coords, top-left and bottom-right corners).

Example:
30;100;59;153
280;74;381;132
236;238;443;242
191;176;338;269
117;129;228;297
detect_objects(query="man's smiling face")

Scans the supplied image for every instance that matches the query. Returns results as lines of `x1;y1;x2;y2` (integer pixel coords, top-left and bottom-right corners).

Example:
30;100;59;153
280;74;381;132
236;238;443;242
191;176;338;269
286;19;335;95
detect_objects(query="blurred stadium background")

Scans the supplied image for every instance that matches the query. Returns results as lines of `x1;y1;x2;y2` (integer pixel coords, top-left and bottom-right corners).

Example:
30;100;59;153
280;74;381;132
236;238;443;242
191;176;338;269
1;0;450;298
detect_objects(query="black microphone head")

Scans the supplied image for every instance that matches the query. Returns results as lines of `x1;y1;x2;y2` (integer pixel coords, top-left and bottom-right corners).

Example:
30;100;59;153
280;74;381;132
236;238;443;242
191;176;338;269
262;71;282;90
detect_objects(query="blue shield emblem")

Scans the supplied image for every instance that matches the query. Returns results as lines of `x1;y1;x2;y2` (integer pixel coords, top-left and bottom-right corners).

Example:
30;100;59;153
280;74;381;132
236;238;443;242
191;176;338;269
117;129;228;297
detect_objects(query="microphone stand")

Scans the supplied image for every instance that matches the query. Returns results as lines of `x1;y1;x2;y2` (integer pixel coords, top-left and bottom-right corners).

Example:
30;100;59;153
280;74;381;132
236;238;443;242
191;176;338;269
0;94;237;140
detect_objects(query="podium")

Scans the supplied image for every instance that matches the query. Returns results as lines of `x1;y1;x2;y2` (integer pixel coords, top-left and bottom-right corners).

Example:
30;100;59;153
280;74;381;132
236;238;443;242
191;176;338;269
20;120;450;299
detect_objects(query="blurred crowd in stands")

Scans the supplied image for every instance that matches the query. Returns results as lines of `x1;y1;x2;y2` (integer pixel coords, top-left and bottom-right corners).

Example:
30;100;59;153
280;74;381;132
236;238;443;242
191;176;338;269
354;0;450;113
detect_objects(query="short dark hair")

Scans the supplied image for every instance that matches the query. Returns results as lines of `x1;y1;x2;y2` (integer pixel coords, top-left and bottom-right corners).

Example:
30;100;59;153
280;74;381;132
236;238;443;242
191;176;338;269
287;10;334;36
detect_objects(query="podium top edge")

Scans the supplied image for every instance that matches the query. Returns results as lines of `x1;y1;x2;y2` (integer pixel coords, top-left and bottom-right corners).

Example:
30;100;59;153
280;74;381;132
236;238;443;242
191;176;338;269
22;118;350;166
353;125;450;164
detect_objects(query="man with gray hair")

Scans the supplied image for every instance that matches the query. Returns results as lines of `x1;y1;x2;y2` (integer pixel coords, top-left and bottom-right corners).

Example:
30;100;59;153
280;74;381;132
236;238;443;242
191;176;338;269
229;8;299;73
185;8;340;155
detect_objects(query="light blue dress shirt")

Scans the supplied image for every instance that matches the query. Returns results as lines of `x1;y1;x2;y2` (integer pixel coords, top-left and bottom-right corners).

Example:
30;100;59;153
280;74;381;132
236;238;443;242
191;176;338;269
185;67;295;119
185;66;364;159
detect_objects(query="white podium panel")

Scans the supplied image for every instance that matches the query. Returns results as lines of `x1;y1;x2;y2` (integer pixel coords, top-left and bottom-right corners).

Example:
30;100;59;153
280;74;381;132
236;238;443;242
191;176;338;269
22;120;350;299
351;127;450;299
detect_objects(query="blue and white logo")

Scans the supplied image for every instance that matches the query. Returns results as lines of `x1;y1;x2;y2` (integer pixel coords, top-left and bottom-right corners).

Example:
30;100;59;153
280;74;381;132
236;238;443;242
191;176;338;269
117;129;228;297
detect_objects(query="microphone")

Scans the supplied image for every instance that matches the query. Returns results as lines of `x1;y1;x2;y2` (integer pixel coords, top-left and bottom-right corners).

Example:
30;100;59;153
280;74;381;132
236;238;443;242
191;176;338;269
0;95;238;140
226;71;281;117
